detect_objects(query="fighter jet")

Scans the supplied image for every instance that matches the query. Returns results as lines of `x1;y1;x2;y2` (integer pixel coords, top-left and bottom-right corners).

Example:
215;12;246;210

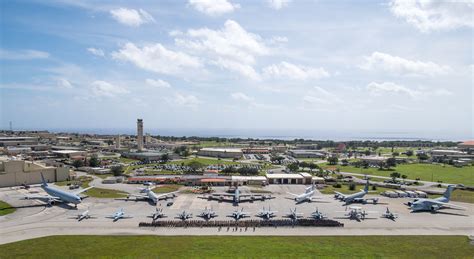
406;185;466;212
287;184;320;203
71;209;96;221
334;180;378;205
309;207;327;220
127;186;179;205
148;208;166;221
24;173;94;208
336;206;376;222
176;210;193;221
197;207;218;221
227;208;251;221
106;208;133;222
283;208;303;221
256;206;277;220
381;207;398;221
204;186;273;204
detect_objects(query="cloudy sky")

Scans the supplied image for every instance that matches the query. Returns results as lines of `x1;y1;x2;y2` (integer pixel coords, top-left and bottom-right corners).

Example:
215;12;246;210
0;0;472;139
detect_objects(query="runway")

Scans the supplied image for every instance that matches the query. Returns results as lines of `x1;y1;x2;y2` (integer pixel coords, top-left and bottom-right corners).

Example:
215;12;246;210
1;184;473;244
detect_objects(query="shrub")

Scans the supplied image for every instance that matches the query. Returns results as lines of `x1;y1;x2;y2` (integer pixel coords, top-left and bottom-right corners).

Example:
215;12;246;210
372;185;377;190
348;183;356;191
332;183;342;188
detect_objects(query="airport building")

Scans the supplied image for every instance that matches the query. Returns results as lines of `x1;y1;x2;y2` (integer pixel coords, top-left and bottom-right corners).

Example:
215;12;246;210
0;136;39;147
265;172;313;184
287;149;326;158
0;159;70;187
197;148;243;159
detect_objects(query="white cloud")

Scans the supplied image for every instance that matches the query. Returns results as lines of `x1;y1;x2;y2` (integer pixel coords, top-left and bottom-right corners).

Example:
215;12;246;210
188;0;240;16
87;47;105;57
146;78;171;88
361;52;451;76
0;49;50;60
110;8;155;27
432;88;453;96
112;42;202;75
231;92;254;102
389;0;474;32
175;20;270;80
172;93;201;108
366;82;420;98
267;0;291;10
303;86;343;105
263;61;330;80
91;80;129;97
57;78;73;89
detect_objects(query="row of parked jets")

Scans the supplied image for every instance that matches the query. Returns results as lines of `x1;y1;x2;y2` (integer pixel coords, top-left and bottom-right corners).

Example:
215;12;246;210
24;174;465;223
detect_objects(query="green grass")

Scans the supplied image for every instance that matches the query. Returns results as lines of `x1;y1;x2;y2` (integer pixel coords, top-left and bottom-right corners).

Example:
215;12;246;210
321;163;474;186
320;183;391;195
0;201;16;216
117;157;140;163
83;187;128;199
151;185;181;193
0;236;472;258
430;189;474;204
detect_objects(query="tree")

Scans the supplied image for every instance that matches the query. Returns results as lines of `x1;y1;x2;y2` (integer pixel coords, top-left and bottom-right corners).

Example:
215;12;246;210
364;150;371;156
270;155;285;164
327;156;338;165
401;174;407;181
111;165;124;176
287;163;299;172
385;157;397;169
237;167;259;176
308;163;319;173
392;152;399;157
349;183;356;191
89;155;100;167
299;161;309;169
417;153;429;161
72;159;84;168
405;150;414;157
188;160;204;173
390;171;401;182
160;153;170;163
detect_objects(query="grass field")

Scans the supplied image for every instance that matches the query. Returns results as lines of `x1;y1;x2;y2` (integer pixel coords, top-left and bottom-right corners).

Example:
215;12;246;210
0;200;16;216
321;163;474;186
151;185;181;193
83;187;128;199
0;235;472;258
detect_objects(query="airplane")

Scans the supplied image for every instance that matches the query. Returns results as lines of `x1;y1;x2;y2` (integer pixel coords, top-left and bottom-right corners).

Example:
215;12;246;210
71;209;96;221
148;208;166;221
287;184;320;203
335;206;377;222
334;180;378;205
283;207;303;221
381;207;398;221
197;207;218;221
255;206;277;220
204;186;273;204
176;210;193;221
106;208;133;222
227;208;251;221
127;186;179;205
309;207;327;220
24;173;94;208
406;185;466;212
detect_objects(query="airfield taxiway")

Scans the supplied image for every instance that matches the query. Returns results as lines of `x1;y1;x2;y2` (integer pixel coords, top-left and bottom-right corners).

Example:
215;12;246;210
0;184;473;244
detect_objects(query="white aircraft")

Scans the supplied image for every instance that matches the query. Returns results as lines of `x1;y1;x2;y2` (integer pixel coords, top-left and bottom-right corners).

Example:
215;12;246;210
407;185;466;212
176;210;193;221
381;207;398;221
198;207;218;221
205;186;273;204
336;206;377;222
148;208;166;221
70;209;95;221
256;206;277;220
24;173;94;208
227;208;251;221
287;184;320;203
309;208;327;220
106;208;133;222
334;180;378;205
127;186;179;205
284;208;303;221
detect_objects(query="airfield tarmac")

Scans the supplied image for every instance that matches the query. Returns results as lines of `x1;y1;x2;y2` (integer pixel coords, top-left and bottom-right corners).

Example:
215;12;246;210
0;184;473;244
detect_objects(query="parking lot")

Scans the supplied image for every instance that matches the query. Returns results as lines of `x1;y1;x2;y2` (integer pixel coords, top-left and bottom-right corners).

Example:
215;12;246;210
0;184;473;244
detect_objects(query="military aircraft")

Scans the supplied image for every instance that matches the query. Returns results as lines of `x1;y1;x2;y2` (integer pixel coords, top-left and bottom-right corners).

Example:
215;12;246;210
71;209;95;221
381;207;398;221
176;210;193;221
334;180;378;205
283;208;303;221
106;208;133;222
204;186;273;204
127;186;179;205
197;207;218;221
406;185;466;212
148;208;166;221
336;206;376;222
309;208;327;220
24;173;94;208
227;208;251;221
286;184;320;203
256;206;277;220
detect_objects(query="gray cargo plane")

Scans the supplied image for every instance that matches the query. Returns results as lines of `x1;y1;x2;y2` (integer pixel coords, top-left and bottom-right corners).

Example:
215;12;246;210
407;185;466;212
334;180;378;205
205;186;273;204
24;173;93;208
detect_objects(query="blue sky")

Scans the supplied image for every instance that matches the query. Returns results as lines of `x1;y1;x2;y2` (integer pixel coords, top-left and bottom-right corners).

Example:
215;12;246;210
0;0;472;139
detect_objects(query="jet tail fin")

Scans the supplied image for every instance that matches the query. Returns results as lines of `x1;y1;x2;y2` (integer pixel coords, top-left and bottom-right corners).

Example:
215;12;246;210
443;185;455;201
40;172;48;186
364;179;369;192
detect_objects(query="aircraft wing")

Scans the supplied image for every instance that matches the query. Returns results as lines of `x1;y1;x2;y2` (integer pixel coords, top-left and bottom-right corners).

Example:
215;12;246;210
128;194;148;199
286;192;299;197
25;194;61;201
211;193;235;197
334;191;346;198
74;186;94;195
156;191;180;199
430;200;467;210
